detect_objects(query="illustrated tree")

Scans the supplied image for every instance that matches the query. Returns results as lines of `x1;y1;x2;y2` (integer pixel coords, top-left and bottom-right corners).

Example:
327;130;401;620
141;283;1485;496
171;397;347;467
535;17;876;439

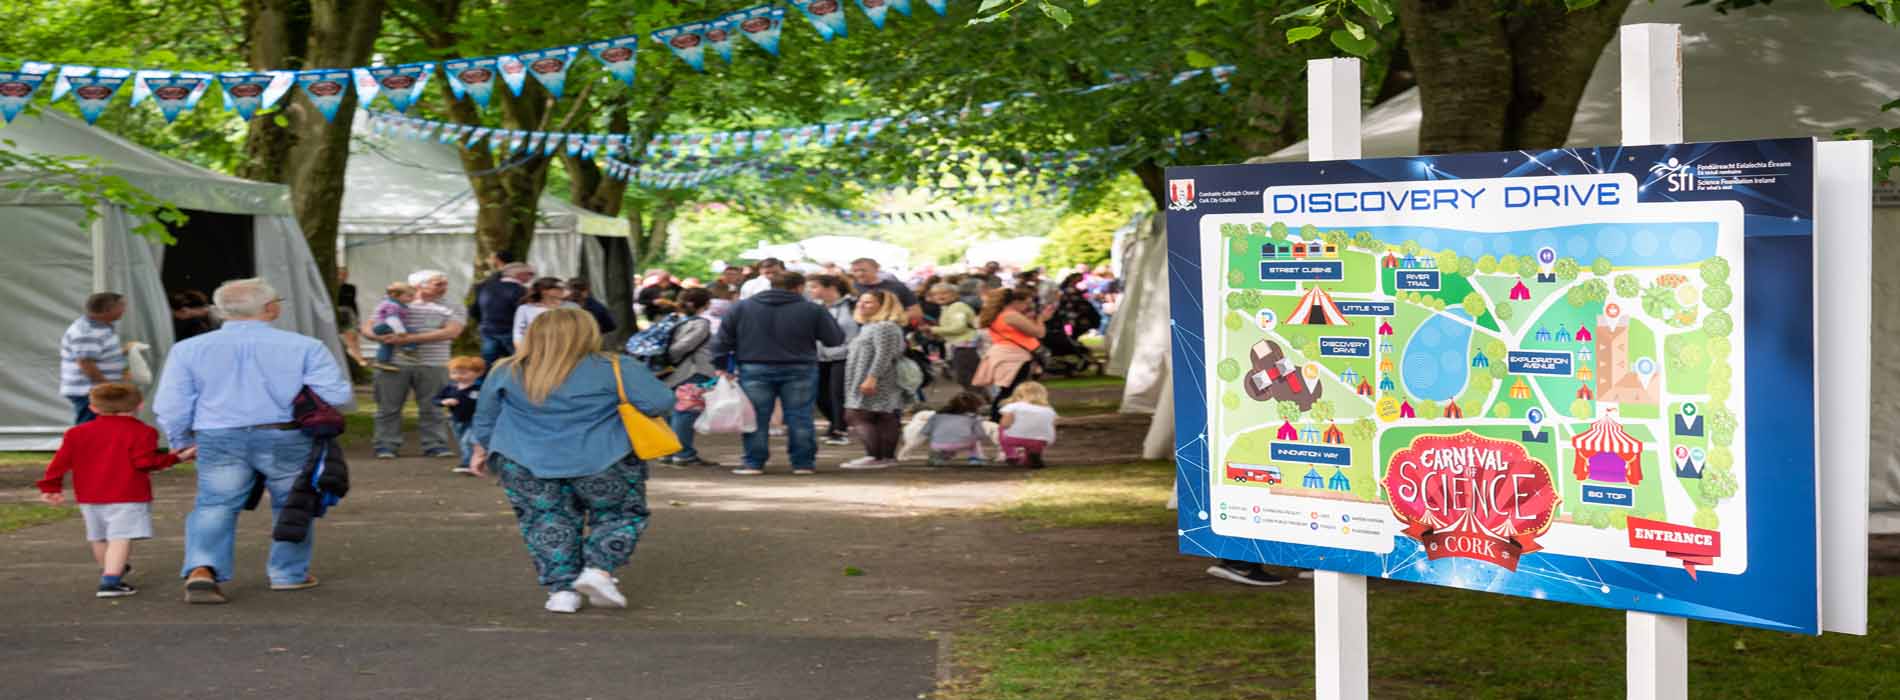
1276;400;1303;423
1493;301;1514;322
1350;417;1376;441
1476;254;1498;274
1614;273;1641;298
1569;397;1592;419
1461;290;1486;317
1515;255;1539;278
1217;357;1242;381
1591;257;1614;276
1553;257;1580;282
1311;399;1336;424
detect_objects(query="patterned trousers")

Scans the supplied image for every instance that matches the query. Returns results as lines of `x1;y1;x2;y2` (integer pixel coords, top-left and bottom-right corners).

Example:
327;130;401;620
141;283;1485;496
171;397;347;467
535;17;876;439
497;453;651;592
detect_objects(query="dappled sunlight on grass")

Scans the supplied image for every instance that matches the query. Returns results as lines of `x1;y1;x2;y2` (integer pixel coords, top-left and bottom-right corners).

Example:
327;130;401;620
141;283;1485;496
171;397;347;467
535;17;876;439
0;503;75;533
997;461;1174;530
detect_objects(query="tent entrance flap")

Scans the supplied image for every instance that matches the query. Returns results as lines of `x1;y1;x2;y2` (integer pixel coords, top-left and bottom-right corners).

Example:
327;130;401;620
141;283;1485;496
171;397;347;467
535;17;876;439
162;210;256;296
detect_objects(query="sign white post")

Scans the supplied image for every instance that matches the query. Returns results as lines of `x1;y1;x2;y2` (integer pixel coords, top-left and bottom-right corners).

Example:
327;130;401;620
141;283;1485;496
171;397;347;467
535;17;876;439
1617;23;1690;700
1305;57;1369;700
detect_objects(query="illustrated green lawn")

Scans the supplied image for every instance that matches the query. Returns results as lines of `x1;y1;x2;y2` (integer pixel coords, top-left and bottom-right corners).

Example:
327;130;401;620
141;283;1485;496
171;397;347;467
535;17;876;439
1381;267;1499;332
1225;425;1378;502
1664;329;1712;395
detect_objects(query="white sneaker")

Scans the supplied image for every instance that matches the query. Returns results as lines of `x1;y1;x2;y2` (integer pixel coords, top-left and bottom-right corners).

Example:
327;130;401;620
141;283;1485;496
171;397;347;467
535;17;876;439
839;456;878;469
545;590;583;614
573;568;627;609
840;458;894;470
731;467;765;476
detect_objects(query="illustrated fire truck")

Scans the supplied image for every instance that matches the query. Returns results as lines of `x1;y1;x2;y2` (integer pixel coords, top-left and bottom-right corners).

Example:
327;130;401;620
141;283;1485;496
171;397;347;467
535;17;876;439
1225;462;1283;485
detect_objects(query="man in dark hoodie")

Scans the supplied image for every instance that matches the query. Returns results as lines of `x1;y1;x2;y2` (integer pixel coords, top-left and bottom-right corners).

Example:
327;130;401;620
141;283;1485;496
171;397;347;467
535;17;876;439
710;271;846;475
469;259;533;367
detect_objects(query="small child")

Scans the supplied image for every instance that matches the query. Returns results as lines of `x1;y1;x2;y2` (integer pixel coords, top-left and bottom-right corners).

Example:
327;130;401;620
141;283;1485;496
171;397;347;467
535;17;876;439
36;383;195;598
371;282;420;370
998;381;1058;468
924;392;996;466
436;356;485;475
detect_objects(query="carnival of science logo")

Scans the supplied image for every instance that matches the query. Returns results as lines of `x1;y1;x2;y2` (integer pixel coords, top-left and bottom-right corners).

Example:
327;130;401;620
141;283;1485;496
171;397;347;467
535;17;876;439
1380;432;1560;571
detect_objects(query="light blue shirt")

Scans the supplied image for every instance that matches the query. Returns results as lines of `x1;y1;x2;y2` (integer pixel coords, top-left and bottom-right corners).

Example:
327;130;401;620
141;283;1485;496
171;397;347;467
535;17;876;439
471;354;673;479
153;320;354;447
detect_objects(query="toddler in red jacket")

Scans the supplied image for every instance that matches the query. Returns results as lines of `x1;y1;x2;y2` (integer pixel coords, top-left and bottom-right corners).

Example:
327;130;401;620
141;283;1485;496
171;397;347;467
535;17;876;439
37;383;195;598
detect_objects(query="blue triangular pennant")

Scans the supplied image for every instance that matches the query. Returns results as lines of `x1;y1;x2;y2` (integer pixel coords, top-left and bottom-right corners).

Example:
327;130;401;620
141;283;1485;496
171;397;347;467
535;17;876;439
584;35;640;87
293;70;352;122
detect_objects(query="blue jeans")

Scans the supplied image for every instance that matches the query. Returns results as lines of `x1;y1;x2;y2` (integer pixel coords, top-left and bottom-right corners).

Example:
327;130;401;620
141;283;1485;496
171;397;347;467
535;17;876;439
668;410;702;460
737;363;818;469
65;395;96;425
452;420;476;468
180;427;316;585
480;334;515;369
373;323;419;364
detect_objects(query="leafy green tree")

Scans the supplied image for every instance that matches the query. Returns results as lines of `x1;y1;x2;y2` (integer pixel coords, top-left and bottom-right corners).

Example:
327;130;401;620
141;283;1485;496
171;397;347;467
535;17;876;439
1700;256;1731;285
1570;397;1592;419
1401;240;1421;256
1702;284;1733;310
1591;257;1614;276
1461;291;1486;317
1353;231;1379;250
1276;400;1303;423
1251;222;1271;237
1350;417;1376;441
1693;508;1719;530
1614;274;1641;298
1271;222;1290;241
1224;313;1245;331
1703;310;1734;338
1494;302;1514;322
1311;400;1336;423
1476;254;1498;274
1515;255;1540;278
1217;358;1242;381
1492;402;1511;418
1498;254;1518;272
1222;391;1242;411
1553;257;1580;282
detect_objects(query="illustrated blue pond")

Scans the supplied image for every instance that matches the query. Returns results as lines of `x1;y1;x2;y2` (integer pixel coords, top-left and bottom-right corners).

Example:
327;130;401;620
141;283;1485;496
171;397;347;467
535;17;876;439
1400;309;1473;402
1362;222;1718;266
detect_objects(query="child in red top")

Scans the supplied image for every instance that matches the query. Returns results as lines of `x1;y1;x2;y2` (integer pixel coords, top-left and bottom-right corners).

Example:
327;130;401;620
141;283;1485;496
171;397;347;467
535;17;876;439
37;383;195;598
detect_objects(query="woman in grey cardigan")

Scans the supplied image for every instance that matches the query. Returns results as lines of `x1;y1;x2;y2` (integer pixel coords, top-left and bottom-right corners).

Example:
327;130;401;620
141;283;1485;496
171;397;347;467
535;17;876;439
840;290;910;470
810;275;860;445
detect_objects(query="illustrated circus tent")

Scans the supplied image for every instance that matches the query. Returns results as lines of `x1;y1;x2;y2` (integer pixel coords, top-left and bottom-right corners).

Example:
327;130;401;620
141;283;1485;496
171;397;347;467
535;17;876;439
1442;402;1465;418
1288;286;1348;325
1578;385;1595;400
1328;470;1351;491
1340;368;1361;385
1509;279;1532;301
1303;468;1325;489
1399;401;1416;418
1572;415;1645;486
1576;327;1594;342
1277;421;1300;440
1357;379;1375;397
1378;320;1394;336
1323;423;1346;444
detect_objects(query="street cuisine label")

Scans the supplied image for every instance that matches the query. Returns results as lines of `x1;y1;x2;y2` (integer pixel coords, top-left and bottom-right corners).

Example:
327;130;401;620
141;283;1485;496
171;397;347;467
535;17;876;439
1382;432;1559;571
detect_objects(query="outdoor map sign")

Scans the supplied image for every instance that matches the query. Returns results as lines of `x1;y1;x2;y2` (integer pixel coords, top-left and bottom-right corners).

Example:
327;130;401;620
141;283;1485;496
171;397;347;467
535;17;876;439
1166;138;1821;634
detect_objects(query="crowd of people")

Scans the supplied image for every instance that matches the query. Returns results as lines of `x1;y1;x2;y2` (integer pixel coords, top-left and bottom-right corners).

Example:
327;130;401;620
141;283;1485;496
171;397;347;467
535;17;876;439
33;254;1134;612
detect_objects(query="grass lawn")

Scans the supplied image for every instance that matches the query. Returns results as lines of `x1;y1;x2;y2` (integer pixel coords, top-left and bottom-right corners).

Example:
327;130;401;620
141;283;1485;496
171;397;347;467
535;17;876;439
1041;375;1126;390
943;578;1900;700
0;503;76;533
994;461;1174;530
0;452;52;468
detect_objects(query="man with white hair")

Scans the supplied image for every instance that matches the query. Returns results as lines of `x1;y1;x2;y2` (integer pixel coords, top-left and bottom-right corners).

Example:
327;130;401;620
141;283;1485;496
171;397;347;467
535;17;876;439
153;278;353;603
361;270;465;460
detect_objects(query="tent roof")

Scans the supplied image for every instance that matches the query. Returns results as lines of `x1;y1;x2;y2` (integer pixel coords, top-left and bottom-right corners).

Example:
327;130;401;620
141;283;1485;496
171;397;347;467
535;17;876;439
341;119;623;237
738;235;912;268
1265;1;1900;162
0;109;292;215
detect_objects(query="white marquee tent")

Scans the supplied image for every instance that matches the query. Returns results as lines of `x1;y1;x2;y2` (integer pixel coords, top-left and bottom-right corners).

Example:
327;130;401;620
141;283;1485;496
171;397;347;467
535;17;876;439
0;110;343;449
339;123;621;307
736;235;912;270
1109;0;1900;502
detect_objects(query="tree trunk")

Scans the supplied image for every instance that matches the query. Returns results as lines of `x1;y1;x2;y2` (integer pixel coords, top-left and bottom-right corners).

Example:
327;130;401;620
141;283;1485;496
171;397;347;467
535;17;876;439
239;0;383;297
1134;158;1167;213
1398;0;1630;154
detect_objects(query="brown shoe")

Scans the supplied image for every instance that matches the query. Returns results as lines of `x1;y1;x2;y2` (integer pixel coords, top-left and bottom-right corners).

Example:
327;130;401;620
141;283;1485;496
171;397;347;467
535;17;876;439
184;567;226;605
270;576;320;592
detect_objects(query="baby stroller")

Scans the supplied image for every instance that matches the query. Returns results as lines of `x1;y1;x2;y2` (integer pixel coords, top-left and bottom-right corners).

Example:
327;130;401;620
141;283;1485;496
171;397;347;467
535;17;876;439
1039;316;1099;377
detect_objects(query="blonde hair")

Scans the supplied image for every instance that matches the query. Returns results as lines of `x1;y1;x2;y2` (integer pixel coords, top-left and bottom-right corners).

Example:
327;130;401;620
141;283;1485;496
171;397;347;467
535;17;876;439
500;307;602;404
853;290;908;324
385;281;415;297
1005;381;1051;408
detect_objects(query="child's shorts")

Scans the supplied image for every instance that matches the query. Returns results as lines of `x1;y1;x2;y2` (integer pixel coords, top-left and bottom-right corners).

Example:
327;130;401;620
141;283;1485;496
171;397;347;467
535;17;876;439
79;502;153;541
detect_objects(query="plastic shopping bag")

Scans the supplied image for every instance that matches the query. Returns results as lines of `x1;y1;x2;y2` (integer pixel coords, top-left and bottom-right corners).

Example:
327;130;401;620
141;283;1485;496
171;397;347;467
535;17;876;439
694;377;757;434
124;342;153;386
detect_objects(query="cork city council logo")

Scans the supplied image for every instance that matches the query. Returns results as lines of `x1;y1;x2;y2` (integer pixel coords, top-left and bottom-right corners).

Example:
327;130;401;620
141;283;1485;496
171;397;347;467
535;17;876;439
1167;178;1197;211
1381;431;1560;571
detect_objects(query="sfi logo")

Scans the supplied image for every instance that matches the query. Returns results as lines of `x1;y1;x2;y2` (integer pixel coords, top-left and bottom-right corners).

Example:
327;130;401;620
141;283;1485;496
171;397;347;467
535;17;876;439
1649;157;1698;192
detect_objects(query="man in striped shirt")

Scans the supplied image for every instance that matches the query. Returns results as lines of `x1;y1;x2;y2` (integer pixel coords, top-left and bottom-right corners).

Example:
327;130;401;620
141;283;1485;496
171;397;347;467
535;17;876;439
361;270;466;460
59;293;130;425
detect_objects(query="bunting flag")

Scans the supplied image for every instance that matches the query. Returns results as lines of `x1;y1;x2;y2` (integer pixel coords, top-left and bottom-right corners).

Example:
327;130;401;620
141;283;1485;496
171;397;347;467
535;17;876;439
705;17;738;63
517;46;579;98
922;0;947;17
129;70;165;106
217;71;293;120
584;35;640;87
364;62;434;113
731;5;786;56
351;68;382;106
444;57;501;108
142;73;209;123
293;70;353;122
789;0;848;40
51;65;94;103
0;71;46;123
496;55;529;97
857;0;891;28
67;70;131;124
653;23;711;72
